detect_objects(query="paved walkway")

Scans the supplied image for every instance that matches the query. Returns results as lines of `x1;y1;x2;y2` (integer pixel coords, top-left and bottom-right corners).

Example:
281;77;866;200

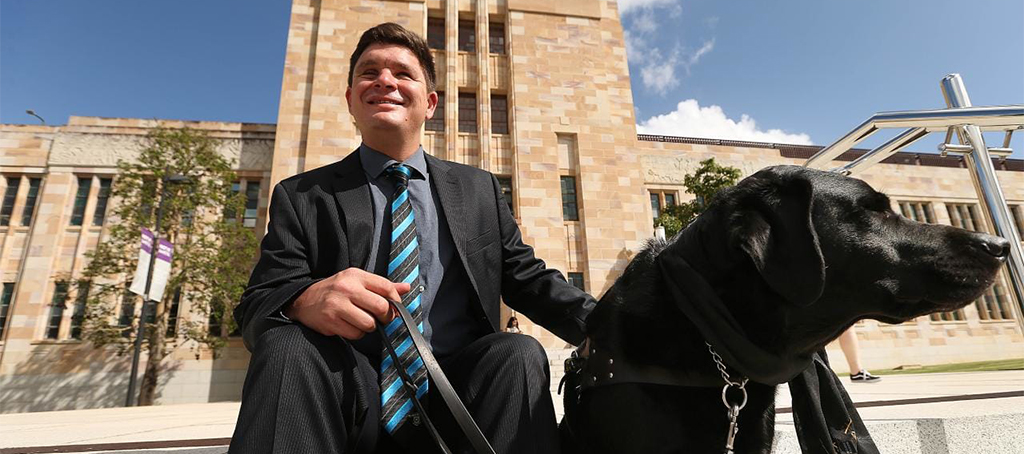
1;370;1022;453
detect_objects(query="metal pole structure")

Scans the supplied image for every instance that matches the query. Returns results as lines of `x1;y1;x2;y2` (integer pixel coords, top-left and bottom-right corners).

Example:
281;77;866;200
124;177;170;407
803;105;1024;170
940;74;1024;333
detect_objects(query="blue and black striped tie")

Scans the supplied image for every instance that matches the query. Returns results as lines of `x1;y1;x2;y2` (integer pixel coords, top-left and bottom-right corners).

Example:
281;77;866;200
380;163;428;434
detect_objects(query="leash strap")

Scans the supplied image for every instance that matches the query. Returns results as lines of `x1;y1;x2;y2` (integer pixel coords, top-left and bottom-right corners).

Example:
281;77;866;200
378;299;497;454
569;346;723;392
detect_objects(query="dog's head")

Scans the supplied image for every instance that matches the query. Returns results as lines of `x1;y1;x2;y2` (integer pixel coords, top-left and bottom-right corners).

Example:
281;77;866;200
700;165;1009;332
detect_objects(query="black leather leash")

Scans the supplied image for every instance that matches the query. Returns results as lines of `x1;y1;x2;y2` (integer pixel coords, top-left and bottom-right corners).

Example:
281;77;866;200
377;299;497;454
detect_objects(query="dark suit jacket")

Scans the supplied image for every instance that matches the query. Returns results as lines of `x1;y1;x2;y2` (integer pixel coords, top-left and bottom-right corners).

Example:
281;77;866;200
235;150;596;353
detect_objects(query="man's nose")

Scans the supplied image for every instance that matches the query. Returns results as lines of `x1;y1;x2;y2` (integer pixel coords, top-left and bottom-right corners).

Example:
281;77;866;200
373;70;397;88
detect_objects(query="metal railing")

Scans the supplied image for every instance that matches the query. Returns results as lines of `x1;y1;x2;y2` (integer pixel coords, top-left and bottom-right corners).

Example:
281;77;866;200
804;74;1024;333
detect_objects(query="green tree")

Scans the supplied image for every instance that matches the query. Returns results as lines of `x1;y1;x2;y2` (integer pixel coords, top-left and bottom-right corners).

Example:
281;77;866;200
77;127;258;406
655;158;742;237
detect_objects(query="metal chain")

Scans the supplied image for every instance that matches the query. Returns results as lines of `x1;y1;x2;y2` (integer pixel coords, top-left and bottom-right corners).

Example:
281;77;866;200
706;342;749;453
705;342;749;388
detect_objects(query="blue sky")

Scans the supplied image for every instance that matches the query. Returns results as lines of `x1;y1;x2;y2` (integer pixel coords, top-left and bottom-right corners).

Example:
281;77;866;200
3;0;1022;157
622;0;1024;157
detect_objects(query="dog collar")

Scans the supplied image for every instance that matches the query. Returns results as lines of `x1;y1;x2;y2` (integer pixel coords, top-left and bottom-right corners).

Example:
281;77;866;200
657;254;814;385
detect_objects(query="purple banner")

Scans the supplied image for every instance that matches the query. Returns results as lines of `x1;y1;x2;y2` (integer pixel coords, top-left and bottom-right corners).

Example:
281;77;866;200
141;228;154;254
156;239;173;262
149;238;174;301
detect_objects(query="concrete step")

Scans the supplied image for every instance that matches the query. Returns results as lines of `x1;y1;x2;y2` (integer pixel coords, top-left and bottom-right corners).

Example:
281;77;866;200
2;369;1021;453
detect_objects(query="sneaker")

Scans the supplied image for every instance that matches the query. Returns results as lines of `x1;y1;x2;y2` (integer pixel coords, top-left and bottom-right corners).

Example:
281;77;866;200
850;369;881;383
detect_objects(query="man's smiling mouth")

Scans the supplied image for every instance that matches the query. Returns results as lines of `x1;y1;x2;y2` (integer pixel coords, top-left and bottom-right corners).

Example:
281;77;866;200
369;100;403;105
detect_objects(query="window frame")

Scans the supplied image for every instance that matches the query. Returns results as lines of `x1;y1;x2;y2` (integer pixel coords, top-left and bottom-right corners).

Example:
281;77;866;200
45;282;69;339
561;176;579;222
458;19;476;52
166;287;182;338
427;16;445;50
488;22;506;54
243;180;261;228
118;288;136;338
490;94;508;135
0;283;14;340
458;92;478;133
567;272;585;291
92;178;112;226
19;177;42;227
69;177;92;226
649;189;679;221
0;176;21;227
70;281;89;340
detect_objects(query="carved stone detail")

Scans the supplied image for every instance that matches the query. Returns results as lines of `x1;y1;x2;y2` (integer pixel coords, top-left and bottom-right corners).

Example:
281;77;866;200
48;133;274;170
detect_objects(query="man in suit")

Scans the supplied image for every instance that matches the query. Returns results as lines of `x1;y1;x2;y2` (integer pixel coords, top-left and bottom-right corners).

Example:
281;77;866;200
229;23;595;453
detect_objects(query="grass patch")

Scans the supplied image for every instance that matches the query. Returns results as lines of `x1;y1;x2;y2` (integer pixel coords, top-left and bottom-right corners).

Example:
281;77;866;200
855;358;1024;376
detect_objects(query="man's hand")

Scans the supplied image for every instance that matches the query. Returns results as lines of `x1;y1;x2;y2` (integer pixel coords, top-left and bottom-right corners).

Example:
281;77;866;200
578;337;591;359
286;268;411;340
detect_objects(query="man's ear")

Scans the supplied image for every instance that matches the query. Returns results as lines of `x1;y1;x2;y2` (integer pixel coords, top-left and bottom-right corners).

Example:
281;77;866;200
425;91;439;121
345;87;353;109
731;169;825;306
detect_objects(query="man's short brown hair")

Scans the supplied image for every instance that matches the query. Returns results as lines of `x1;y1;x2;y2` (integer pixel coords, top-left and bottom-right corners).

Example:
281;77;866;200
348;22;437;92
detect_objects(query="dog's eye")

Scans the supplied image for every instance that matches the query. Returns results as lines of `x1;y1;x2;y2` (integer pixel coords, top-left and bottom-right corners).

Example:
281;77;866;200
861;193;893;213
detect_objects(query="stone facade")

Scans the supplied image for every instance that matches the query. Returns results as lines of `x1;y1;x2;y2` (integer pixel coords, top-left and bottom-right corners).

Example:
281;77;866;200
0;117;272;413
0;0;1021;413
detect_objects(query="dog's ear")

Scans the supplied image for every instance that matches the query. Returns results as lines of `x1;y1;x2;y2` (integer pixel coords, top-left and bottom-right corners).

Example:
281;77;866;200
732;169;825;306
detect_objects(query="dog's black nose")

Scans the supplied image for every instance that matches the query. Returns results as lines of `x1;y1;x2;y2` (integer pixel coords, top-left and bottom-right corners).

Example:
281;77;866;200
972;233;1011;259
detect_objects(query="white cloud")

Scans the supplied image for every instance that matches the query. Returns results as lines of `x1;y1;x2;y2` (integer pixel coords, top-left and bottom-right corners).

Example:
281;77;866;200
634;40;714;93
637;99;814;145
633;10;658;34
639;48;680;94
683;39;714;74
618;0;678;16
621;1;712;95
704;16;719;29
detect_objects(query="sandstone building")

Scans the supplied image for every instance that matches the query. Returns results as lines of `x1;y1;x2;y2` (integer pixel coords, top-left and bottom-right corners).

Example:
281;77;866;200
1;0;1021;412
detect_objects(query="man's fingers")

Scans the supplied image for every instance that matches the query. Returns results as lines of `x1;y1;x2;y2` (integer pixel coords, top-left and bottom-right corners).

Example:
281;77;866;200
393;282;412;296
358;270;411;306
333;300;378;334
327;268;410;324
329;318;367;340
350;288;396;321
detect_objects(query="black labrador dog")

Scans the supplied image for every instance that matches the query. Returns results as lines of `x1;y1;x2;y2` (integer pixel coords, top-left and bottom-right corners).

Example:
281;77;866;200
562;165;1010;453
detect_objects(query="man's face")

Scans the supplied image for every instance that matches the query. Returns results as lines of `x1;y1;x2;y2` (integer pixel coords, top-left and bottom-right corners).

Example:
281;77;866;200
346;43;438;141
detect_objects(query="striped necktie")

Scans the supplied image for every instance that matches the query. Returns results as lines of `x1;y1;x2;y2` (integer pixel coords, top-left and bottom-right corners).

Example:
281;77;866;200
380;163;429;434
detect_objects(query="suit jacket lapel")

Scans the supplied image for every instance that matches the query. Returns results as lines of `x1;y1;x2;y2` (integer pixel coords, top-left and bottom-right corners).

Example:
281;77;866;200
333;150;373;270
427;155;484;303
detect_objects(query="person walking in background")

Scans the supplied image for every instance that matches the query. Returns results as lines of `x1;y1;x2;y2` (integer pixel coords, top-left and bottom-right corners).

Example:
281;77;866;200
838;327;882;383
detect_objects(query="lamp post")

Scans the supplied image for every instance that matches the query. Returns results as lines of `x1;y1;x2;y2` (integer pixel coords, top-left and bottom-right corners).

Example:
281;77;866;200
125;172;189;407
25;110;45;125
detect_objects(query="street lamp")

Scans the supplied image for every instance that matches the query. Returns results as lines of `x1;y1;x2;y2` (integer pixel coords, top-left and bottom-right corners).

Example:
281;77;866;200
25;110;45;125
125;172;190;407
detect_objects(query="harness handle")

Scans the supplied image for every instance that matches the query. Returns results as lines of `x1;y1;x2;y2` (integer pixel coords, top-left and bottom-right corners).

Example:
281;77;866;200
378;299;497;454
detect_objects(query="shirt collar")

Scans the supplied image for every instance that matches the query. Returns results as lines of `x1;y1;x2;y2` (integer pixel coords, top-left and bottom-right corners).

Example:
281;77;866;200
359;143;428;181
